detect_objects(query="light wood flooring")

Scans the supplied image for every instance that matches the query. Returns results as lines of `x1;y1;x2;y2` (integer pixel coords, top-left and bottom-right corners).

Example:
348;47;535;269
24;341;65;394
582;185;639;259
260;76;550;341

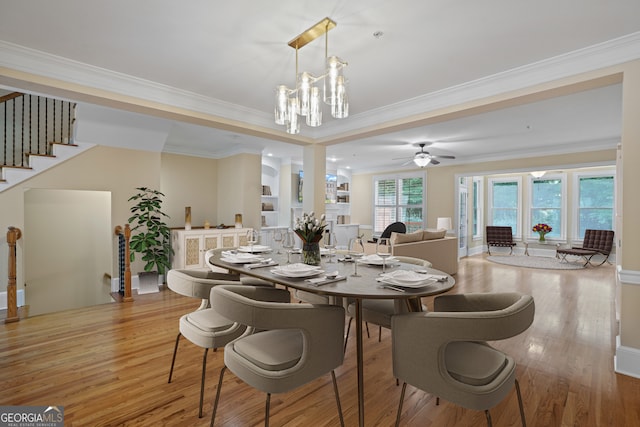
1;255;639;426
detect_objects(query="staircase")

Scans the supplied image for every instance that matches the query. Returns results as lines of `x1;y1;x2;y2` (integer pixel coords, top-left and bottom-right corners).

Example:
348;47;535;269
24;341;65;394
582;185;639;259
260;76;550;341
0;92;91;192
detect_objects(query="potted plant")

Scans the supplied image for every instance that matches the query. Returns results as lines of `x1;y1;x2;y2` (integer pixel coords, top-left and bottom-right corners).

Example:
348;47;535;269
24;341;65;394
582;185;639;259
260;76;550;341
128;187;173;288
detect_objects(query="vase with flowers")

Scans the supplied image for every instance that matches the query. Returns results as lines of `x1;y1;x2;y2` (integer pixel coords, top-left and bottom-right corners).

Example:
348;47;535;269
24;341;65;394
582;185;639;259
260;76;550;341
532;223;552;242
294;212;327;266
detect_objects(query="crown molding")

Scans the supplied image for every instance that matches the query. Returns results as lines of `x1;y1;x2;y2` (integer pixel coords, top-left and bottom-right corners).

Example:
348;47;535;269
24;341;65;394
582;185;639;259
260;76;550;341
1;32;639;142
316;31;640;139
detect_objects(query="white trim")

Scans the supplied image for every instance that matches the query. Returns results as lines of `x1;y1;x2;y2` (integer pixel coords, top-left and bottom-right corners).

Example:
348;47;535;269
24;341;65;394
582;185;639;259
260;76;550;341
618;266;640;285
615;335;640;379
0;289;25;310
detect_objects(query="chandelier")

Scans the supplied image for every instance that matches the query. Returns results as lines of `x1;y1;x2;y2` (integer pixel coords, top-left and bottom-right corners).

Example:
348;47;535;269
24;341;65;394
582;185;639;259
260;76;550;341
274;17;349;134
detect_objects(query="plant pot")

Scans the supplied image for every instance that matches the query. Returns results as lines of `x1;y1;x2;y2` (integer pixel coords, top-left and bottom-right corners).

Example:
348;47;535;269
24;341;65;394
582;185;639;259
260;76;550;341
137;271;160;294
302;241;321;266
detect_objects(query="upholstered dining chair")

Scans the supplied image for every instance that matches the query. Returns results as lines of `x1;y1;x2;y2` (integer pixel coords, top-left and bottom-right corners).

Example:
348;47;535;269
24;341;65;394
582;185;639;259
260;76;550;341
344;255;432;349
166;268;246;418
392;292;535;427
209;284;346;427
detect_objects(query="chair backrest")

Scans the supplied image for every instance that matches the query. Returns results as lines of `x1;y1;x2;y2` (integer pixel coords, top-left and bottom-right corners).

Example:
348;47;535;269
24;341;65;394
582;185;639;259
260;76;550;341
380;222;406;240
392;292;534;408
167;269;240;300
582;229;614;254
486;226;514;243
212;285;345;383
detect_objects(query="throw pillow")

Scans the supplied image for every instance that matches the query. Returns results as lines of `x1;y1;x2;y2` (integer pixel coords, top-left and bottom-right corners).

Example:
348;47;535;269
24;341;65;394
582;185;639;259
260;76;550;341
391;230;423;245
422;230;447;240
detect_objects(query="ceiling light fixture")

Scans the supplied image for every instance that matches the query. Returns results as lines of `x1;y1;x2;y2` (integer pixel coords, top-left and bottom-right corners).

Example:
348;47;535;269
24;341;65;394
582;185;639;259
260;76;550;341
531;171;546;178
274;17;349;134
413;153;431;168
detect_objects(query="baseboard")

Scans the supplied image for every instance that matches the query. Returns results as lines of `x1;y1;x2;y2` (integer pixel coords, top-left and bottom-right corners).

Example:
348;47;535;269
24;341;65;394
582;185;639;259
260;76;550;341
615;335;640;379
0;289;25;309
111;275;141;292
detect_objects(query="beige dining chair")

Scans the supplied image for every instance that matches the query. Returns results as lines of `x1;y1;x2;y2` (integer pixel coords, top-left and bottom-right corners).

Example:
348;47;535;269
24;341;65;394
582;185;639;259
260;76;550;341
209;284;346;427
392;292;535;426
344;255;432;349
166;269;246;418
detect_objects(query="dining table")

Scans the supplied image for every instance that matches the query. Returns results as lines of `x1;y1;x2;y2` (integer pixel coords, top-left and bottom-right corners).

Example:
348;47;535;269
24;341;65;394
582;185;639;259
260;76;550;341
208;246;455;427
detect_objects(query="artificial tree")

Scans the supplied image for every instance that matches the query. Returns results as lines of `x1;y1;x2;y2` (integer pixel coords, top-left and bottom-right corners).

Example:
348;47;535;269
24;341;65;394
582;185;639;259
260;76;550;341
128;187;173;276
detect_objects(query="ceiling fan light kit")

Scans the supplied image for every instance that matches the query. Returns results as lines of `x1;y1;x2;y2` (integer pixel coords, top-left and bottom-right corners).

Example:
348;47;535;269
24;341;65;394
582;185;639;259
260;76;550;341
274;17;349;134
395;143;456;168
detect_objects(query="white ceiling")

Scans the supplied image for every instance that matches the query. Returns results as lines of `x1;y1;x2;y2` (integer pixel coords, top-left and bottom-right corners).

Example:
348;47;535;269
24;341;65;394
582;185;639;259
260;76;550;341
1;0;638;172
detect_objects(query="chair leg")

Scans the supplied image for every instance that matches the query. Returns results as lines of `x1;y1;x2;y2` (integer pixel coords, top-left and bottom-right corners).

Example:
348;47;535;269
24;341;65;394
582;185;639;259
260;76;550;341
265;393;271;427
378;325;382;342
199;348;209;418
365;321;370;338
331;370;345;427
210;365;227;427
485;409;493;427
168;332;182;383
395;382;407;427
344;317;352;353
515;378;527;427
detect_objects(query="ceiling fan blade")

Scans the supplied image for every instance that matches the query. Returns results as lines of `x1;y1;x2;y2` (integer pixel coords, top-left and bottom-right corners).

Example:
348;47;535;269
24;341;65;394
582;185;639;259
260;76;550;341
401;159;415;166
392;156;413;161
430;159;441;165
431;155;456;159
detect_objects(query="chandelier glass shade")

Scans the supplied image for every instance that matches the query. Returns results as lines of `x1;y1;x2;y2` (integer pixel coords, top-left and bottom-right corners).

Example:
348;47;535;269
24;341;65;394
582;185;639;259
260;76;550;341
274;18;349;134
413;153;431;167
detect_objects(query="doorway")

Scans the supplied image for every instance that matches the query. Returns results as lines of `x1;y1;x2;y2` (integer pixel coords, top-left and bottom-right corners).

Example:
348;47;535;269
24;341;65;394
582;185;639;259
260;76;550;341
24;189;113;316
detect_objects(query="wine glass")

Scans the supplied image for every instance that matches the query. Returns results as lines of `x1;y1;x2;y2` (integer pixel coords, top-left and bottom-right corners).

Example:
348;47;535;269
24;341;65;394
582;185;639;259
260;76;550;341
324;230;338;263
273;229;283;254
282;230;295;264
348;236;365;277
376;237;392;274
246;229;259;253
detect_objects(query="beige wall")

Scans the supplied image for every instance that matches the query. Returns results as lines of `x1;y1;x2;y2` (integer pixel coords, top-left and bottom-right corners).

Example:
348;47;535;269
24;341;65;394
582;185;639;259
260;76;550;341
216;153;262;230
0;145;160;293
160;153;219;228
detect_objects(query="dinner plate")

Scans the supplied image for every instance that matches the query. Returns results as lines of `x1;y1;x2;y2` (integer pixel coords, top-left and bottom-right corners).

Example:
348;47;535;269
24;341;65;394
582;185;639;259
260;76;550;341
378;277;436;289
380;270;428;284
238;245;272;253
270;263;323;277
220;252;264;263
271;268;325;278
358;254;398;265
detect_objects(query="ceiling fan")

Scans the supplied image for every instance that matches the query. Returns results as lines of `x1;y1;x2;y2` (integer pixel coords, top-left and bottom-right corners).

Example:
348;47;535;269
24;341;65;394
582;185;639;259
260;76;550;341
394;143;456;167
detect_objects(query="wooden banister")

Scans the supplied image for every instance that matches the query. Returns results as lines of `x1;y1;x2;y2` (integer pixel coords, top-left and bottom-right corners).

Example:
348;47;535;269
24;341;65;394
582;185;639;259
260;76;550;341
5;226;22;323
114;224;133;302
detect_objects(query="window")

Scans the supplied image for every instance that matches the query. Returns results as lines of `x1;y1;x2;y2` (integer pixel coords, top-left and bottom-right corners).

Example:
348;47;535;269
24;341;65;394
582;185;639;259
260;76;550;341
575;173;614;238
529;175;565;239
488;177;521;237
472;177;483;239
373;173;424;234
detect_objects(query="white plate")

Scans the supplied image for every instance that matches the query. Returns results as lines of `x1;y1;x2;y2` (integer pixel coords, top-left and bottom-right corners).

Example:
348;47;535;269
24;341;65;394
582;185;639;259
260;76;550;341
358;254;398;265
378;277;436;288
271;268;325;278
275;262;322;273
238;245;272;253
380;270;429;284
221;252;264;263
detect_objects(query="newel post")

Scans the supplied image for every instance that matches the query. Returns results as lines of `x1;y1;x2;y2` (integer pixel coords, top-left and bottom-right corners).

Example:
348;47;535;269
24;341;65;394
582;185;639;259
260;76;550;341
5;226;22;323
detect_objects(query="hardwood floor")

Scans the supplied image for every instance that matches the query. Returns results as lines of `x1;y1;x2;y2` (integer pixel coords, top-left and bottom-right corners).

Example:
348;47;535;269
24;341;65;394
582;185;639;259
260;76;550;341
2;255;639;426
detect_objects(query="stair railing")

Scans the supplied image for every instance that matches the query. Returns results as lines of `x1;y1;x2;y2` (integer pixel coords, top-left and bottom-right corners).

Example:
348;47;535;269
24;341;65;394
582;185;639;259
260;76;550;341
114;224;133;302
1;92;76;169
5;226;22;323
